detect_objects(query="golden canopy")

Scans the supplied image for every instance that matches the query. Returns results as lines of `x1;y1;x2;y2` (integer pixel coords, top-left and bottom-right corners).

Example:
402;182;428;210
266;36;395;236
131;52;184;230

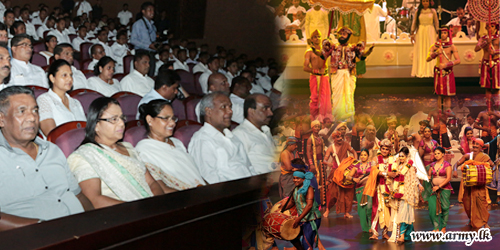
306;0;375;15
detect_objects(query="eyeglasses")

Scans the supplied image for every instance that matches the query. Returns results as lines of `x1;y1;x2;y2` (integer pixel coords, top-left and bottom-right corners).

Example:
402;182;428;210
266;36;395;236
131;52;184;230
14;43;33;48
98;115;127;124
156;115;178;123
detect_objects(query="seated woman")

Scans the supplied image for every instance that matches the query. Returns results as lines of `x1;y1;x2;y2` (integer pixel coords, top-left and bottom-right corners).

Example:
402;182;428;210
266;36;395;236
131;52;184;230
87;56;121;97
68;97;164;209
37;59;86;136
136;100;206;191
39;35;57;64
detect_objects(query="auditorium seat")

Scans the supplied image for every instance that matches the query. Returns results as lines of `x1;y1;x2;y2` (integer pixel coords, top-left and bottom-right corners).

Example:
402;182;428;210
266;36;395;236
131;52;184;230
193;72;204;96
123;55;134;75
175;119;201;130
171;99;186;121
173;122;203;149
81;59;93;71
69;34;77;42
187;63;196;73
184;96;201;121
176;69;197;96
80;42;93;61
123;120;147;146
70;89;104;115
43;30;50;39
31;53;47;67
33;42;45;54
230;121;239;131
82;70;95;79
112;92;142;122
26;85;48;98
113;73;126;81
73;59;81;70
47;121;86;157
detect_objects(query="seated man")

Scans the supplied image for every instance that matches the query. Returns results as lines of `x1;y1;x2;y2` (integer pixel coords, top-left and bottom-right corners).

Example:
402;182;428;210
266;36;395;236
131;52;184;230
136;67;180;119
192;52;210;74
199;56;220;94
92;29;113;59
9;34;49;88
54;43;88;90
195;73;230;122
37;16;56;42
173;48;190;72
0;86;93;231
229;76;251;124
87;44;105;70
72;25;89;53
188;92;256;184
121;51;154;97
233;93;276;174
110;31;132;74
47;18;70;44
0;45;11;91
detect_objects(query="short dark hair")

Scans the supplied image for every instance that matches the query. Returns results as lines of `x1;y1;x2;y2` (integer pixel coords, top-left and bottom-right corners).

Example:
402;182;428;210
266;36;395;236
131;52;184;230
207;56;218;65
154;69;180;90
0;86;34;114
139;99;172;134
434;146;446;154
466;114;473;119
47;16;57;23
243;94;260;118
11;21;25;35
80;97;121;147
229;76;248;94
44;35;56;50
116;30;127;40
54;43;73;56
141;2;154;10
133;50;149;63
94;56;116;76
399;146;410;156
0;22;6;32
11;34;31;47
47;59;71;89
4;10;14;18
90;44;103;56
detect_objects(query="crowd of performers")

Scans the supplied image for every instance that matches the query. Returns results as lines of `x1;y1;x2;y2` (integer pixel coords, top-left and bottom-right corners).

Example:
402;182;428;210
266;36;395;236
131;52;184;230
264;116;499;248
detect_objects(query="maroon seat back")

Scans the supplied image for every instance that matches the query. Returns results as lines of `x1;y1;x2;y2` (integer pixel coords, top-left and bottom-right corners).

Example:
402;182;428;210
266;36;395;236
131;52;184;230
26;85;48;98
193;72;204;96
123;125;147;147
69;34;77;42
31;53;47;67
171;99;186;121
185;97;201;121
80;42;93;61
112;92;142;122
123;55;134;74
71;91;104;115
173;124;203;149
33;42;45;53
47;121;87;157
176;69;197;95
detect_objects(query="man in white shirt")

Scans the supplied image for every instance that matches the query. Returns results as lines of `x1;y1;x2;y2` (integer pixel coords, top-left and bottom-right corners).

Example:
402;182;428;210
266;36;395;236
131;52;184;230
31;8;47;26
275;5;291;41
229;76;251;124
110;31;131;74
121;51;154;97
241;70;265;94
452;98;470;122
409;110;428;134
395;116;410;138
72;25;89;53
93;29;112;58
192;52;210;74
195;73;230;122
446;7;466;37
364;2;387;42
9;34;48;88
173;49;190;72
286;0;306;21
37;16;55;40
189;92;256;184
117;4;133;27
233;93;276;174
88;44;105;70
186;48;198;65
3;10;15;39
48;18;71;44
54;43;87;90
225;60;239;84
136;68;180;119
74;0;93;17
19;8;38;41
199;56;220;94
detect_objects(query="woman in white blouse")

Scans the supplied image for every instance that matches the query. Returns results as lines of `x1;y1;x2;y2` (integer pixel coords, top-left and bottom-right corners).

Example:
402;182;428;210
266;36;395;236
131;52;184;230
37;59;86;136
86;56;121;97
136;99;206;190
39;35;57;64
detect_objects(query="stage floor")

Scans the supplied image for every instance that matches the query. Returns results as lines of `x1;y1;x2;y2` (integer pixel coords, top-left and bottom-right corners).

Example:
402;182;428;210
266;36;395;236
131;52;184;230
274;191;500;250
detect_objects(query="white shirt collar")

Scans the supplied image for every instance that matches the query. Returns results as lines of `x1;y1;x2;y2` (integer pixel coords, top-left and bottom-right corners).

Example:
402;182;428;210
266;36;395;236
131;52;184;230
204;122;233;138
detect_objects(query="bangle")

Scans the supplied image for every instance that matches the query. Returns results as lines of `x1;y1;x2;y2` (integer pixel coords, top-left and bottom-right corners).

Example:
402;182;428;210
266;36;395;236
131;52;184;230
37;219;44;224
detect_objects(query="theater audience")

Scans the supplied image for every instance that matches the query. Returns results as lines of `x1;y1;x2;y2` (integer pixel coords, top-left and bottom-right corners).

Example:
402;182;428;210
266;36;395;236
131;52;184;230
0;45;10;91
87;44;105;70
72;25;89;53
93;29;112;59
110;31;131;74
68;97;164;209
54;43;88;90
117;4;133;27
173;49;189;72
10;21;26;36
192;52;210;74
136;68;180;118
195;72;230;122
87;56;120;97
19;8;38;41
199;56;220;94
4;10;15;38
120;51;154;97
225;60;239;83
233;94;276;174
0;86;93;231
9;34;49;88
37;16;56;40
37;60;86;136
188;92;256;184
136;100;205;190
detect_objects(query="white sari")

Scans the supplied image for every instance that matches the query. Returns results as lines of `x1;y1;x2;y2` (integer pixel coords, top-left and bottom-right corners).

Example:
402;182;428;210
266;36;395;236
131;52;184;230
136;138;205;190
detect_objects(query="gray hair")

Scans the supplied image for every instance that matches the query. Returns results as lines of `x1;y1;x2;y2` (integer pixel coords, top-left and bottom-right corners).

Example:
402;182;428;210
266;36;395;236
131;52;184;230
0;86;34;114
199;91;226;123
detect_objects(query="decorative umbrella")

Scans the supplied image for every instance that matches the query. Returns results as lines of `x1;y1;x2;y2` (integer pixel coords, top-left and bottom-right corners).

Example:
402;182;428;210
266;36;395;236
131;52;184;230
468;0;499;23
305;0;375;15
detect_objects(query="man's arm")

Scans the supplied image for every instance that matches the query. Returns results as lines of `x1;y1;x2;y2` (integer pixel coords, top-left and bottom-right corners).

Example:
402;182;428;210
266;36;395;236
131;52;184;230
293;186;314;228
130;21;154;51
306;137;314;166
281;151;293;171
0;213;39;232
303;51;313;73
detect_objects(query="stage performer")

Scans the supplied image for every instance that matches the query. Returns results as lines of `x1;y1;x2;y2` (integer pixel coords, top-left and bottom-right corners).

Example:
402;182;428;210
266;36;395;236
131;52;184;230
279;137;300;199
307;120;327;205
474;101;500;144
474;22;499;103
362;139;397;240
280;170;322;250
424;147;453;233
388;147;423;244
304;4;329;40
485;134;500;205
304;29;331;121
354;148;373;233
454;127;474;203
322;26;369;120
427;108;454;149
323;130;358;218
455;138;495;229
410;0;439;78
426;26;461;111
360;124;380;162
